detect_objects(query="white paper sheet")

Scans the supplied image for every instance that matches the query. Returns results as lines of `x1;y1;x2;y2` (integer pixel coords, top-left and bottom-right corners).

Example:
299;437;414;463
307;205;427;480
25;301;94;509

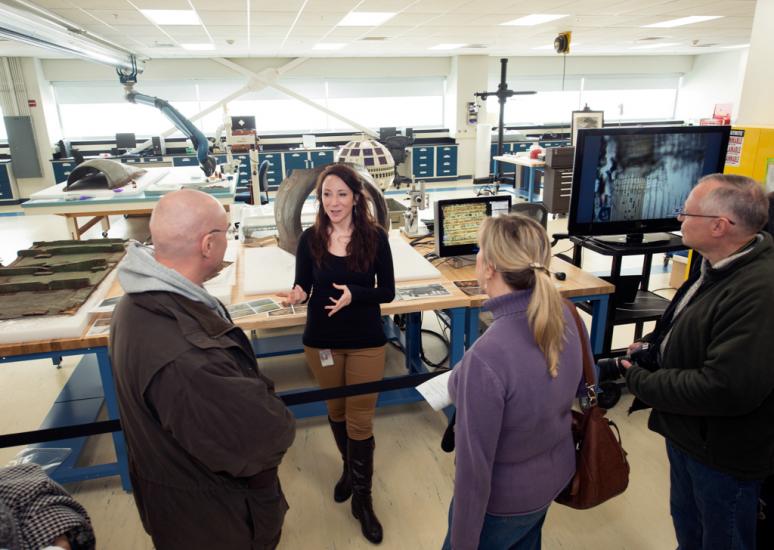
415;370;453;411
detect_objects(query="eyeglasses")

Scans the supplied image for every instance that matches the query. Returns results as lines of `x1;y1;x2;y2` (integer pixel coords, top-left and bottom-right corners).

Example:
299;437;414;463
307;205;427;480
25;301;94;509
207;222;233;236
674;209;736;226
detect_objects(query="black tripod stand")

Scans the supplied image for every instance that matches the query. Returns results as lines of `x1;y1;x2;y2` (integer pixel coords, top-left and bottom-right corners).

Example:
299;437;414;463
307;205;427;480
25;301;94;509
474;58;536;195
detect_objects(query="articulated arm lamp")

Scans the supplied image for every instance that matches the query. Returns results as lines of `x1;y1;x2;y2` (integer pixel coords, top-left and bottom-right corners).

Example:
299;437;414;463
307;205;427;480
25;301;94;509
118;59;217;177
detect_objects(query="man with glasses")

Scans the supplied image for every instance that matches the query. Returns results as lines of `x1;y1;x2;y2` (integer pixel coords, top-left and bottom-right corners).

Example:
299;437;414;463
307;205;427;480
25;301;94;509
110;189;295;549
620;174;774;550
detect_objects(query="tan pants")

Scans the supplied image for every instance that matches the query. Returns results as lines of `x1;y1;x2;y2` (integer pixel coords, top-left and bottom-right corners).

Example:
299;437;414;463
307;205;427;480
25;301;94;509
304;345;386;440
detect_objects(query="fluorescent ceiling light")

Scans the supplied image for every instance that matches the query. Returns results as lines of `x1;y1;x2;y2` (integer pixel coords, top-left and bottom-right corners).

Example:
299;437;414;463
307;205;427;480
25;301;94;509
501;14;568;26
630;42;680;50
140;9;201;26
643;16;722;28
313;43;346;50
337;12;396;26
429;43;466;50
721;44;749;49
181;43;215;51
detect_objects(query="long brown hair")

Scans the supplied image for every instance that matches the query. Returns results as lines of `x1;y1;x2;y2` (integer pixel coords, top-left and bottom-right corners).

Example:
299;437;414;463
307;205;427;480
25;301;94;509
309;164;381;272
478;214;566;377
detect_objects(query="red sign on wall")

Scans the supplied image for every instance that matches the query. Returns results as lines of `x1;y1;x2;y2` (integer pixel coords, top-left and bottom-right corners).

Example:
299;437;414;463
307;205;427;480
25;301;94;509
27;99;37;107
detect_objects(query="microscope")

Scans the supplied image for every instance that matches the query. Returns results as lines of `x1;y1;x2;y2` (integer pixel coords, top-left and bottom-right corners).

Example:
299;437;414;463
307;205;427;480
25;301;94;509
401;180;429;237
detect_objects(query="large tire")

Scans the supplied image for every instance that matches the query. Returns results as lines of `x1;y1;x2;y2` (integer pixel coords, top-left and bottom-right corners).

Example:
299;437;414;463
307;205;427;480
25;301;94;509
275;163;389;255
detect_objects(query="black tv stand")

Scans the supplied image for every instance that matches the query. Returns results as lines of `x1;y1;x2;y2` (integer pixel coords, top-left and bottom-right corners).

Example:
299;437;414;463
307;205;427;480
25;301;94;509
570;233;686;353
592;232;674;246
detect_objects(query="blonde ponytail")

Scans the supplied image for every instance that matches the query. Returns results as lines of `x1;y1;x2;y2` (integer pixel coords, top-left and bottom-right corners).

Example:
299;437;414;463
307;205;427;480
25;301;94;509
478;214;566;377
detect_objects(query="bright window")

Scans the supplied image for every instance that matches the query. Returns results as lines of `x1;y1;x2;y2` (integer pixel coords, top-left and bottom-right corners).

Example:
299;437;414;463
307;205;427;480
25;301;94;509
52;76;445;138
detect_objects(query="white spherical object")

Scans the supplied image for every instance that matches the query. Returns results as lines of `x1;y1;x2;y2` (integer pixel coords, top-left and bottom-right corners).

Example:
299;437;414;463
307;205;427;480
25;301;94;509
337;137;395;191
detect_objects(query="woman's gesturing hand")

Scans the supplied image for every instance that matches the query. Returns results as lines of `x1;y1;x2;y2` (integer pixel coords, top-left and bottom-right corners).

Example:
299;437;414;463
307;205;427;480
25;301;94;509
325;283;352;317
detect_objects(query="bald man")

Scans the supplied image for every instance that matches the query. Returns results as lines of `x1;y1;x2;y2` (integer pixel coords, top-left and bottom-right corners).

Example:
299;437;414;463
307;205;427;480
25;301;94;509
109;190;295;550
622;175;774;550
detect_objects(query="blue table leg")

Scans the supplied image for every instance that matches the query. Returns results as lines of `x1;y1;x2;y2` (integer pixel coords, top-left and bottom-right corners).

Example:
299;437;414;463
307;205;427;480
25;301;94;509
94;347;132;492
465;306;480;349
527;166;535;203
448;307;466;367
589;294;609;355
404;311;423;374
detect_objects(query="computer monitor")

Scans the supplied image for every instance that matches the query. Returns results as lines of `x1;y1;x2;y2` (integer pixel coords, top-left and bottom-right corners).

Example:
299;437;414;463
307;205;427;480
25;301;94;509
231;116;256;131
434;195;512;257
115;132;137;149
568;125;730;244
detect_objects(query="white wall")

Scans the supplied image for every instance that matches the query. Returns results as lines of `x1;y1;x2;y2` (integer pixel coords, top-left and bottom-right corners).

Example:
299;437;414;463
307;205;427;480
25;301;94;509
674;50;748;124
737;0;774;126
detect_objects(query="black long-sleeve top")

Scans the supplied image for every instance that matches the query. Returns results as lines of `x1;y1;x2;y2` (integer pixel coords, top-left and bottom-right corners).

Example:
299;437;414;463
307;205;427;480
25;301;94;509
294;227;395;349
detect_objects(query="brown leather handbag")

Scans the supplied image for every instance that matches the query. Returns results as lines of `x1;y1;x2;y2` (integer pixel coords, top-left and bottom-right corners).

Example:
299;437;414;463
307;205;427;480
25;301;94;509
555;301;630;509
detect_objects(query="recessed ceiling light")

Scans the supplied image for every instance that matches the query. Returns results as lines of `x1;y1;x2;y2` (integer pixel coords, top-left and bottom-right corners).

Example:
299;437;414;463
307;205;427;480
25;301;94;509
337;12;396;27
140;9;201;26
721;44;750;49
181;43;215;51
501;14;568;26
643;16;722;28
429;43;466;50
313;43;346;50
630;42;681;50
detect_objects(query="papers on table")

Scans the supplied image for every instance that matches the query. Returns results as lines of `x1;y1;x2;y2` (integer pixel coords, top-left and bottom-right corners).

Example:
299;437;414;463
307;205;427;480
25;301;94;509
395;283;450;301
416;370;453;411
226;298;282;319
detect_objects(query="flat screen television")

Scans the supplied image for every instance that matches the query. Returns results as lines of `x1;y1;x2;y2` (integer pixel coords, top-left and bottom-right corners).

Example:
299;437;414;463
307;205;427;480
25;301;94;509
568;125;731;244
434;195;512;257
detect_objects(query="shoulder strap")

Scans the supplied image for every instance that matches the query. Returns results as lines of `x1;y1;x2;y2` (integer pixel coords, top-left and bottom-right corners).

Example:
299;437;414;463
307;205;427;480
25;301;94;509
563;299;597;402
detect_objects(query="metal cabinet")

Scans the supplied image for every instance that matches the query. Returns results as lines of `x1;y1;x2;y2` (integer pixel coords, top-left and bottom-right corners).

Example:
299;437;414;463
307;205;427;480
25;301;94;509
412;146;435;179
52;160;76;184
0;163;14;201
283;151;310;177
435;145;458;177
258;153;283;189
309;149;334;168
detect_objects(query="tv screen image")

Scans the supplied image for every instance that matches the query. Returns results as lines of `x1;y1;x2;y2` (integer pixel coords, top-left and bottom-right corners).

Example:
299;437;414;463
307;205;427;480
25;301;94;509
434;195;512;257
569;125;730;243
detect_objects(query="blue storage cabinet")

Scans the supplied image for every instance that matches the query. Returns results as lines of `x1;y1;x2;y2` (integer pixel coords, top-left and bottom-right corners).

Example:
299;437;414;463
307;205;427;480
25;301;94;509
52;160;76;183
435;145;458;177
0;163;14;201
283;151;310;177
412;146;435;179
258;153;283;189
310;150;334;168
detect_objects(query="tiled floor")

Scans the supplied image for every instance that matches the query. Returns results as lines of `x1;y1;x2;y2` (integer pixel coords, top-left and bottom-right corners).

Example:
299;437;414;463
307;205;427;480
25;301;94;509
0;184;679;549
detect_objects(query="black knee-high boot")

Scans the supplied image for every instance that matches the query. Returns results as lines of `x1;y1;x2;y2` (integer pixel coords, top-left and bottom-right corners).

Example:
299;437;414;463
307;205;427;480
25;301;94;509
328;418;352;502
348;436;383;544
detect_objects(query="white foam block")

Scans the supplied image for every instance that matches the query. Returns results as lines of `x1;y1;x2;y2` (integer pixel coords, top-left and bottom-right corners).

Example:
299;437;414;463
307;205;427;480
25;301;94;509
388;234;441;282
242;247;297;295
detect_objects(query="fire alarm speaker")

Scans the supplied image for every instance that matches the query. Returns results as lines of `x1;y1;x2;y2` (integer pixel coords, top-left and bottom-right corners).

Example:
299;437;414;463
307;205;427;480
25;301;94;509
554;32;571;54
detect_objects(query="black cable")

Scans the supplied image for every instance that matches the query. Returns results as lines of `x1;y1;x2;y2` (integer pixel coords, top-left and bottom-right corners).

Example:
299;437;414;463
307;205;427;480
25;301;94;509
420;328;449;368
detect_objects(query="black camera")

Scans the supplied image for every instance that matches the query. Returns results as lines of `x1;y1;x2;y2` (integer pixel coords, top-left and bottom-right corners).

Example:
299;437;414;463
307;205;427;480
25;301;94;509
597;343;656;381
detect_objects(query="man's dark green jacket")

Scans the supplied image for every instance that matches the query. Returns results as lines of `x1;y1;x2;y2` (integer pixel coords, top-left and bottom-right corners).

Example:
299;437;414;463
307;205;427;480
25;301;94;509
626;233;774;480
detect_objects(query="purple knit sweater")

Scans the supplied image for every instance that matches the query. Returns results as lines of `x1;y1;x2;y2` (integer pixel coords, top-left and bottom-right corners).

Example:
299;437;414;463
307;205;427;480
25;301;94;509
447;290;586;550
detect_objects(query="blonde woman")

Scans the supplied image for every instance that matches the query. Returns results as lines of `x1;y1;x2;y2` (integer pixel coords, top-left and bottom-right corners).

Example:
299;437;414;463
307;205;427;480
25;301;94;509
442;214;588;550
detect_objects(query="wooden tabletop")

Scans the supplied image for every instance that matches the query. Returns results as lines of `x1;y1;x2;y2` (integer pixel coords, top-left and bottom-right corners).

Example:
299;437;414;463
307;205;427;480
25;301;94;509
0;241;612;357
434;256;614;307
